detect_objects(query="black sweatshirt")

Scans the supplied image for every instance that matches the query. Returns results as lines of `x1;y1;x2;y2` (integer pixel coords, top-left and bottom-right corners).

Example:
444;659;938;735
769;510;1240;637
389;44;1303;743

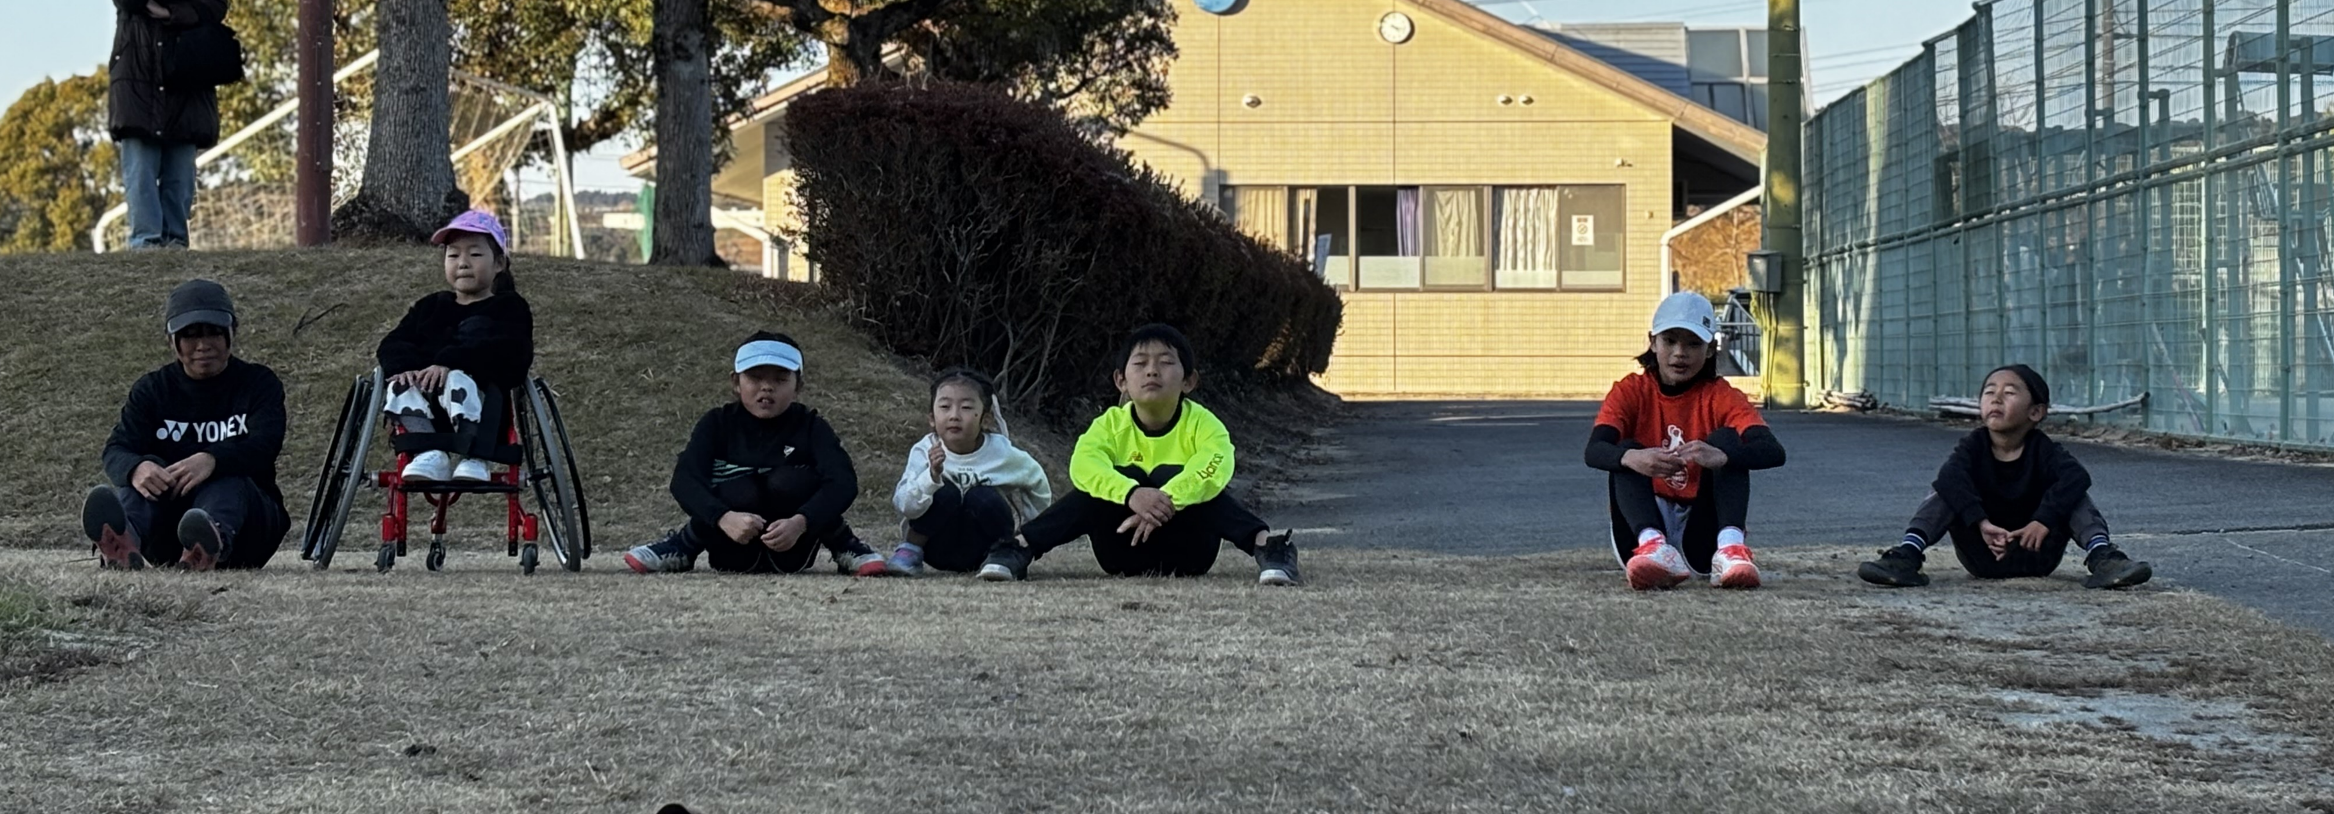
102;357;288;506
671;402;858;532
376;291;535;390
1932;427;2092;533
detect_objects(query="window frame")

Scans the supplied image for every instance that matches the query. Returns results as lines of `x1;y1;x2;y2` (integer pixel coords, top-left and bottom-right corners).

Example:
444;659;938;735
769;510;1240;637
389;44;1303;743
1232;183;1632;294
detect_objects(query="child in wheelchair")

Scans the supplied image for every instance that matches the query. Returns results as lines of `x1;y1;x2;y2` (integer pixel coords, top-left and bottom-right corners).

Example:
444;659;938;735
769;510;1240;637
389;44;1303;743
375;210;534;484
624;332;888;576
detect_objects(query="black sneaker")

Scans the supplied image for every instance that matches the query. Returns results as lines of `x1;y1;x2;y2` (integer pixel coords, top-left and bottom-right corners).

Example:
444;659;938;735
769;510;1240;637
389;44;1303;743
176;508;227;572
2082;543;2153;589
623;528;698;574
833;537;886;577
1256;531;1300;586
82;485;144;570
976;541;1033;582
1857;545;1929;587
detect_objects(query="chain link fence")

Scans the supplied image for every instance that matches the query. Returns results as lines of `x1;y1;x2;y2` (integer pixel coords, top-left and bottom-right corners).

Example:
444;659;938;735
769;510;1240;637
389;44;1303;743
1807;0;2334;446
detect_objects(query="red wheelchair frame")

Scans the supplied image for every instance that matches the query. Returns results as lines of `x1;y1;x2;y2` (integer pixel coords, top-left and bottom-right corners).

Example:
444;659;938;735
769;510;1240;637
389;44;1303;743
300;368;590;574
375;398;541;572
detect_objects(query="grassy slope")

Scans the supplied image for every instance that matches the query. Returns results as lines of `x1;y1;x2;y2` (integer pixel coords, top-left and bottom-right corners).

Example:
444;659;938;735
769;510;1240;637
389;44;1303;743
0;248;1073;555
0;546;2330;812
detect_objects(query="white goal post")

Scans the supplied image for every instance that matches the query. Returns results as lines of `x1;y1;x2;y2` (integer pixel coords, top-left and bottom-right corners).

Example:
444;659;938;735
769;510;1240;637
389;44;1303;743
93;50;585;258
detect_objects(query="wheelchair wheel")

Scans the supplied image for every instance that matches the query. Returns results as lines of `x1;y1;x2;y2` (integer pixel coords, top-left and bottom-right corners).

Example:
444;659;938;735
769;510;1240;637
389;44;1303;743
425;537;446;572
519;543;539;575
520;378;590;572
301;369;381;571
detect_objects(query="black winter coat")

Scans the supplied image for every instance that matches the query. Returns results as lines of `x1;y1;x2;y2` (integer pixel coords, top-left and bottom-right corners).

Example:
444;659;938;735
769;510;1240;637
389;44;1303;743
108;0;228;147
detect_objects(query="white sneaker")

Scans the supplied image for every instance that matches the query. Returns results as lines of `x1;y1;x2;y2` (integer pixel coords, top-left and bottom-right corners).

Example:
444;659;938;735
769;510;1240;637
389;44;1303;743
451;455;491;482
401;450;453;483
1711;543;1761;589
1624;539;1693;590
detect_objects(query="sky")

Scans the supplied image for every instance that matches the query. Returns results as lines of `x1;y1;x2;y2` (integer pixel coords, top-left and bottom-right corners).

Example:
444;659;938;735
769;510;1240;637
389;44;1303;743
1;0;1979;194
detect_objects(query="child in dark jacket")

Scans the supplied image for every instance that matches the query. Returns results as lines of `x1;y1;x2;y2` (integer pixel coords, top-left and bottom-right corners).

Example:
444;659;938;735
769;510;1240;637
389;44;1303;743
375;210;534;485
1858;364;2153;589
624;332;888;576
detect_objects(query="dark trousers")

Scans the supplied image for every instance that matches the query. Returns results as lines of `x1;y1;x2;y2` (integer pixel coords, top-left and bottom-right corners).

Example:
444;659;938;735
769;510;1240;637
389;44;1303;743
909;483;1016;573
118;476;287;569
683;467;859;574
1021;470;1270;577
1906;493;2110;579
1608;464;1751;576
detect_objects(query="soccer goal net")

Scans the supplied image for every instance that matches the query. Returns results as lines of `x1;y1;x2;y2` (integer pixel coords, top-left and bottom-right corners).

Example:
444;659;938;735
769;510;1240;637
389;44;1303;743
93;51;583;257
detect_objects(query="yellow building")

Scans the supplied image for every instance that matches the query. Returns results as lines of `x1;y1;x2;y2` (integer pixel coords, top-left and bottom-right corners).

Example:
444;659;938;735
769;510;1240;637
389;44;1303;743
627;0;1766;398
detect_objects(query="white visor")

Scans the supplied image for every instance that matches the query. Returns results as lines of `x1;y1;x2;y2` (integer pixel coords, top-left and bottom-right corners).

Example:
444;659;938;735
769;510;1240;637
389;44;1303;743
734;340;804;373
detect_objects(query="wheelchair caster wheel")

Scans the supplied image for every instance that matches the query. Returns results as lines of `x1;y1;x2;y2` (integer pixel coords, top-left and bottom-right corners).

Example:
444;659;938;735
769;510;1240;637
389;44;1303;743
426;538;446;572
375;543;397;573
519;544;539;576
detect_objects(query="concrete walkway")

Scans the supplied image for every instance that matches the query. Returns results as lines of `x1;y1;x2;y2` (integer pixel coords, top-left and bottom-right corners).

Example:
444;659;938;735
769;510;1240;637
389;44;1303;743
1266;401;2334;638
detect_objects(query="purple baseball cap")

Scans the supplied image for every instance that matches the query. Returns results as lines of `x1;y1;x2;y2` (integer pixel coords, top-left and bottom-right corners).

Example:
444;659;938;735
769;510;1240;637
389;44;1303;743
430;209;509;253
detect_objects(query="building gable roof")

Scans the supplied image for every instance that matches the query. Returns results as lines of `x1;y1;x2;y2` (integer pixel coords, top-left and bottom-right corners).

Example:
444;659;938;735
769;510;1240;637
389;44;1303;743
625;0;1770;174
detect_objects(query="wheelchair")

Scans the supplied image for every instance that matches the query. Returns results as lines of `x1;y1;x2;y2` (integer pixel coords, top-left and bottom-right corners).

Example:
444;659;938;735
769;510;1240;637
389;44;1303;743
299;367;592;574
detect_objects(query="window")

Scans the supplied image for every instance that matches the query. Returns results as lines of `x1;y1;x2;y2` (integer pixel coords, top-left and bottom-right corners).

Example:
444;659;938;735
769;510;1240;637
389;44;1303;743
1557;185;1627;289
1354;186;1419;288
1421;186;1488;287
1745;31;1769;78
1493;187;1561;289
1252;184;1628;292
1302;187;1352;287
1224;186;1291;251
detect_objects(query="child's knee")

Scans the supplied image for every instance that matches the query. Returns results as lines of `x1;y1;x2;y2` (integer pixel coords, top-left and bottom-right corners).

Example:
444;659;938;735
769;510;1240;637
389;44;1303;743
436;371;483;418
961;485;1012;514
384;381;432;415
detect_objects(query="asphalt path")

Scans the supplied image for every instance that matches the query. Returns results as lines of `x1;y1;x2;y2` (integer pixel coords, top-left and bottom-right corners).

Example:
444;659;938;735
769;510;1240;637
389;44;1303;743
1267;401;2334;638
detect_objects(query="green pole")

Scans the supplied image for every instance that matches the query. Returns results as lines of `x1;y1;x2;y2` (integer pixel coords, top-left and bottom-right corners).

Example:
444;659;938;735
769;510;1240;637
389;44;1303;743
1762;0;1808;408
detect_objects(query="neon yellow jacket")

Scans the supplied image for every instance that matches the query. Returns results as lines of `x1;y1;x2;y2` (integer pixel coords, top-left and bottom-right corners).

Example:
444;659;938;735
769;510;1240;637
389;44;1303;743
1068;398;1236;508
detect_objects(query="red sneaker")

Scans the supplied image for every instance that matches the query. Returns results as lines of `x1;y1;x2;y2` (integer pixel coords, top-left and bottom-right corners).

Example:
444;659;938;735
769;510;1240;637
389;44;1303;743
1625;539;1692;590
82;486;144;570
176;509;224;572
1712;543;1761;589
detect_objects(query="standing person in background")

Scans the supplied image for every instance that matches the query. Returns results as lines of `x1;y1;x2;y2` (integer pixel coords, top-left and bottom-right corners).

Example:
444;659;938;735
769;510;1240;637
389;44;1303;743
109;0;229;250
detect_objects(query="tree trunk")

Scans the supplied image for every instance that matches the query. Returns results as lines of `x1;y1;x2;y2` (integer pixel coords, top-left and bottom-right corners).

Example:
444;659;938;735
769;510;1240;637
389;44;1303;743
332;0;468;243
650;0;721;267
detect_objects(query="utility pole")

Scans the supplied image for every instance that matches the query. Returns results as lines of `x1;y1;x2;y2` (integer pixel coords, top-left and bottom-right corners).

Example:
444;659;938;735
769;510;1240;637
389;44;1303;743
295;0;333;246
1761;0;1807;408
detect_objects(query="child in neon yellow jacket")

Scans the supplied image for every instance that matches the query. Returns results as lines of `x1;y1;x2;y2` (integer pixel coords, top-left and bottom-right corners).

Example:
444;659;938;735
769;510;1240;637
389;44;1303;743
975;324;1299;586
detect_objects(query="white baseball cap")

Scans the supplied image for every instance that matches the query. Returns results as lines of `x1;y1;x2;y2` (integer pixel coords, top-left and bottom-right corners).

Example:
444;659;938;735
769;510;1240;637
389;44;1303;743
1649;292;1718;343
733;339;804;373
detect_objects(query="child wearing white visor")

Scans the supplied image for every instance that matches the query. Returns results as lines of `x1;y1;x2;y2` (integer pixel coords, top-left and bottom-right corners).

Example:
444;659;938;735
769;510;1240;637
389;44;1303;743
624;331;886;576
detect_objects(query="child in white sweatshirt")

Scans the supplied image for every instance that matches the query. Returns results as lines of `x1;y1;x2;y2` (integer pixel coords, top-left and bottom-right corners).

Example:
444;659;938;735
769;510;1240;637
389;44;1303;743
887;368;1052;575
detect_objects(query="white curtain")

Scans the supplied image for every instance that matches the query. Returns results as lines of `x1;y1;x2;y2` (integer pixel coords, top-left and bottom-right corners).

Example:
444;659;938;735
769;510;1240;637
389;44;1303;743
1423;187;1486;286
1425;187;1484;257
1495;187;1561;289
1231;186;1290;251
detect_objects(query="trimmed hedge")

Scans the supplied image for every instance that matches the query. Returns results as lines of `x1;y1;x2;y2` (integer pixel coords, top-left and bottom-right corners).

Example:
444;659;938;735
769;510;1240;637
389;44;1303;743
785;82;1341;412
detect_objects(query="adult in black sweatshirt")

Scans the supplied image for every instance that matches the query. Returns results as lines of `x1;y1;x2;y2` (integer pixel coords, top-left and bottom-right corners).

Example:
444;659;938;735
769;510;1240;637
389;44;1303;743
1859;364;2152;588
84;279;288;570
375;212;534;477
623;332;884;575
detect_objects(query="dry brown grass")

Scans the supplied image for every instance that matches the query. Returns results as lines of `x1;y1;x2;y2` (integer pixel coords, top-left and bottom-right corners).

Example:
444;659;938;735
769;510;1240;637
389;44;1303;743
2;545;2330;813
0;248;1078;556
